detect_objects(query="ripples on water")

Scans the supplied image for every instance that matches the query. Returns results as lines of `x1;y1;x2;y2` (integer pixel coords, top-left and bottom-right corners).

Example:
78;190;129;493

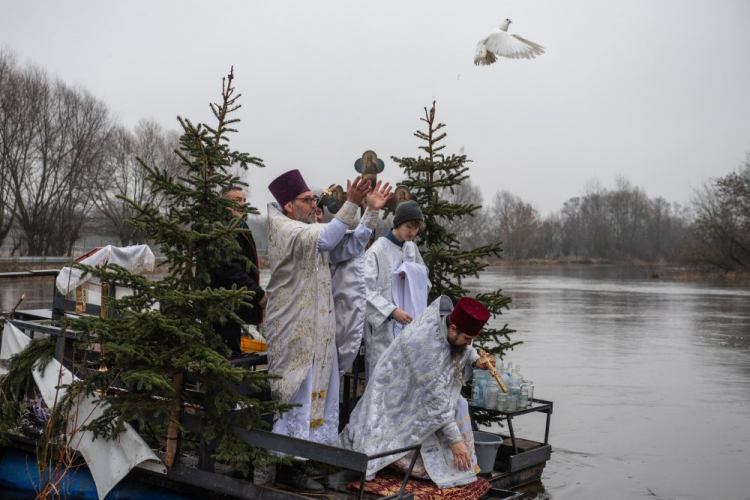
2;266;749;499
465;265;750;500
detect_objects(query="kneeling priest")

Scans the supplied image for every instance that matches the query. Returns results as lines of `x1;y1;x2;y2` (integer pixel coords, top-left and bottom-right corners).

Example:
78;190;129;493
338;296;494;489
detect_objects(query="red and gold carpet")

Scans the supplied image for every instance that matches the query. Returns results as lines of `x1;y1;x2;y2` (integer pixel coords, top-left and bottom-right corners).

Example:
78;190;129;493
347;472;491;500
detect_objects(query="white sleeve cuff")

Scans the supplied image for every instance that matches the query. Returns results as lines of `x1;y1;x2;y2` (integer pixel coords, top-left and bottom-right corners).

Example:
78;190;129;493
335;201;359;226
361;208;379;229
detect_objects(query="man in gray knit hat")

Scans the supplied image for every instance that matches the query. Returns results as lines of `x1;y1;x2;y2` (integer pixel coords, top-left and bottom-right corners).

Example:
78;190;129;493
363;200;430;379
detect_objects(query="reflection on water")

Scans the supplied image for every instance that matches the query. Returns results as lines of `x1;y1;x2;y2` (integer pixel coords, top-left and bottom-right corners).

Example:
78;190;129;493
3;266;750;499
465;266;750;500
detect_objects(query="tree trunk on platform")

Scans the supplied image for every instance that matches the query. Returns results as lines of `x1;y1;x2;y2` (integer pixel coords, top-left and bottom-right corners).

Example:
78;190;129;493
165;372;183;467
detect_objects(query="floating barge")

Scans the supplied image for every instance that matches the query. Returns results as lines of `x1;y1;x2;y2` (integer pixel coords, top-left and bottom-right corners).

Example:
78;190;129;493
0;270;552;499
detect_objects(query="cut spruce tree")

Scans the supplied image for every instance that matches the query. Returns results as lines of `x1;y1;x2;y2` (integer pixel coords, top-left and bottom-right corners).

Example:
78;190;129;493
391;101;518;426
0;69;286;476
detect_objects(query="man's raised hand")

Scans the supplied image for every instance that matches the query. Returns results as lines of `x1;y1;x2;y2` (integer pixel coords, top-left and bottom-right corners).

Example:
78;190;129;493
346;176;372;206
365;180;393;211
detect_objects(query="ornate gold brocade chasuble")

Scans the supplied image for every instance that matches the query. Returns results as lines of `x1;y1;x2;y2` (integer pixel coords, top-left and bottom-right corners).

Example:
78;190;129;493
265;204;336;426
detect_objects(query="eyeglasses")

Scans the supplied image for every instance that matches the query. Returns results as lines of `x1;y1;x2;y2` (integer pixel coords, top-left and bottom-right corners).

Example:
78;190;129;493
292;196;320;205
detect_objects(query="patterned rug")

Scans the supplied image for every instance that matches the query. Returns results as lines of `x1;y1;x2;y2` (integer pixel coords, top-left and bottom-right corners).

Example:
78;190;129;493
347;471;491;500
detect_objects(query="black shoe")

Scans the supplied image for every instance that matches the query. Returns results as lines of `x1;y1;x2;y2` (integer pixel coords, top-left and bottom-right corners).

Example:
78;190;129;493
276;463;324;492
304;461;328;479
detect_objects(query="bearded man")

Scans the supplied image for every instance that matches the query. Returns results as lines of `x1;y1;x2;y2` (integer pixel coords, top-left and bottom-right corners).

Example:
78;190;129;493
338;296;495;489
265;169;391;491
208;186;267;357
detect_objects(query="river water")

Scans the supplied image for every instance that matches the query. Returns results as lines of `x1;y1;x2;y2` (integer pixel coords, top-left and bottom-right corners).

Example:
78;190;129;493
2;266;749;500
465;265;750;500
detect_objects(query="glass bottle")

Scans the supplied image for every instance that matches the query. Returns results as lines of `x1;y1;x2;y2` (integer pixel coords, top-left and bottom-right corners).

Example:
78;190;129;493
472;376;487;407
519;388;529;408
485;382;500;409
521;379;534;407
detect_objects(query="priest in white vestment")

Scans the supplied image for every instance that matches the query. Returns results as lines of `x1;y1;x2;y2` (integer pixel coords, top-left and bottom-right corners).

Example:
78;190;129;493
265;169;391;491
364;200;430;379
338;296;495;489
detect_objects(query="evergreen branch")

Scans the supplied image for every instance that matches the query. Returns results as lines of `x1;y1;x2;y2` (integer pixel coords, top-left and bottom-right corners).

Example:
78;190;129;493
393;101;517;428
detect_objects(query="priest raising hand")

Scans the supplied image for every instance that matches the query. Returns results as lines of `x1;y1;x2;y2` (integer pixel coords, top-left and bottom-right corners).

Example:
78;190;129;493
365;180;393;211
265;169;383;492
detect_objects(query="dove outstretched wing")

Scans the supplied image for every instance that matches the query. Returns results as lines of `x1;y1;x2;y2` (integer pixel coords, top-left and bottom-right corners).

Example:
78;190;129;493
475;29;545;65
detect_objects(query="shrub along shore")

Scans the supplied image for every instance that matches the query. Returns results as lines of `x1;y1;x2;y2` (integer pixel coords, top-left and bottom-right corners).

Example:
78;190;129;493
2;257;747;285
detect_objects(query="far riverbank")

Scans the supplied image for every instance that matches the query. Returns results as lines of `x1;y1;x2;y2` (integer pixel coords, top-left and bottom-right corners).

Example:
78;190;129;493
2;256;748;286
487;257;750;285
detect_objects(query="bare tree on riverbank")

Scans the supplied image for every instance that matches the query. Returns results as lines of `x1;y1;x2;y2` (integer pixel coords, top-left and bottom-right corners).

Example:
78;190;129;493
0;50;18;246
519;177;690;263
491;190;541;259
0;49;113;256
92;121;182;246
438;179;493;251
686;153;750;270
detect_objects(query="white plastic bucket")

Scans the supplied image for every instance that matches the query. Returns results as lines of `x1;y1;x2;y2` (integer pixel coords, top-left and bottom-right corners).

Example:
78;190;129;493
473;431;503;473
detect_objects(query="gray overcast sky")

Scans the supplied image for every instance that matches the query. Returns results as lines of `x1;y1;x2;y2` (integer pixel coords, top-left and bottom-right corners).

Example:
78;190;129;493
2;0;749;216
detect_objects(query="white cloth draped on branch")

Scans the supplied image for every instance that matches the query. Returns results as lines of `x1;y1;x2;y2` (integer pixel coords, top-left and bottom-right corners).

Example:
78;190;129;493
55;245;156;294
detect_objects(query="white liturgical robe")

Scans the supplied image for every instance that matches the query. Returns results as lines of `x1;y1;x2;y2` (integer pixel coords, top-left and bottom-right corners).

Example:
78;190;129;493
364;236;429;379
339;296;481;489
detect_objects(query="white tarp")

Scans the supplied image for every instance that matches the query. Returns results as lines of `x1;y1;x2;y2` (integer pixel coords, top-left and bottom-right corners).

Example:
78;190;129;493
0;323;166;499
56;244;155;295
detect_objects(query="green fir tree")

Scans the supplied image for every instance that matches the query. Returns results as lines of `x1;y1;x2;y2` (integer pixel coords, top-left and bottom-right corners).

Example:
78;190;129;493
391;101;518;425
1;69;286;474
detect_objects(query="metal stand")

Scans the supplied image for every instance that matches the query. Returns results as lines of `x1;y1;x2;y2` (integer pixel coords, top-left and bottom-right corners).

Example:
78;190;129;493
470;398;553;455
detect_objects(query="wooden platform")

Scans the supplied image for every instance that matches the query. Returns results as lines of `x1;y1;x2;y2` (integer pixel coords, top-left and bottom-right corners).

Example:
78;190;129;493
2;292;552;500
484;437;550;490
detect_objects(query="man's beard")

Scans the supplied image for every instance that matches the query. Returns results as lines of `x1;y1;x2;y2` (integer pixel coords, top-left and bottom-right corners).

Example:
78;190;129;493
292;205;317;224
451;344;467;358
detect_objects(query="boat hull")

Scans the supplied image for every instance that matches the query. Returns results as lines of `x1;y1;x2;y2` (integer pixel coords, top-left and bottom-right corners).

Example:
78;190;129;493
0;446;194;500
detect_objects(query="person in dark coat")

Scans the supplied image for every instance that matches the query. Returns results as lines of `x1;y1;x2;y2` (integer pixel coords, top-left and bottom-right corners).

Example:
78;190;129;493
210;186;268;357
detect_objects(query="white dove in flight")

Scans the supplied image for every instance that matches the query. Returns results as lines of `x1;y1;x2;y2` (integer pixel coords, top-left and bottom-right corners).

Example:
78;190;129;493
474;19;545;66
